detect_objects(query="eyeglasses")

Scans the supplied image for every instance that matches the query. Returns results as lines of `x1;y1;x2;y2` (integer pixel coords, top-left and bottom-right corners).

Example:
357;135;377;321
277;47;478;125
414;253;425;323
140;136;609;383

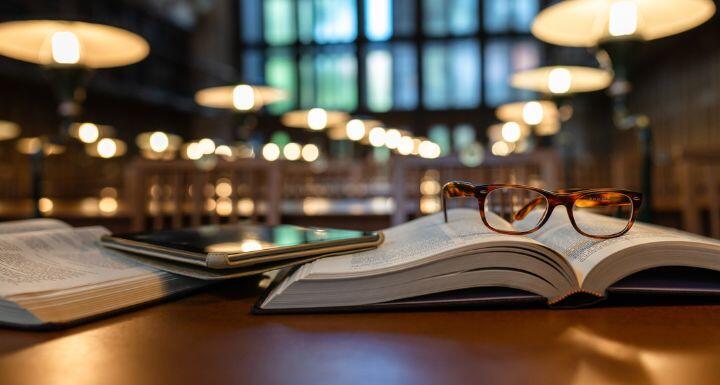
442;182;642;239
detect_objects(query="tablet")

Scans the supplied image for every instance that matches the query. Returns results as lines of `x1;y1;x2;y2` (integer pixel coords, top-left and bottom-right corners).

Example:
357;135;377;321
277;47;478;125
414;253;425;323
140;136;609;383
101;223;383;271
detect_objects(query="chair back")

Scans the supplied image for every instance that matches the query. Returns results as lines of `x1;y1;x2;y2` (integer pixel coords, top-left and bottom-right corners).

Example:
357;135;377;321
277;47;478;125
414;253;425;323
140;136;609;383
125;159;281;231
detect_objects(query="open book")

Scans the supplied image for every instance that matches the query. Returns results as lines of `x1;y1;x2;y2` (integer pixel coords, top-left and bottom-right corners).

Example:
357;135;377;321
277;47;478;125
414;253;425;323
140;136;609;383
257;208;720;311
0;219;204;328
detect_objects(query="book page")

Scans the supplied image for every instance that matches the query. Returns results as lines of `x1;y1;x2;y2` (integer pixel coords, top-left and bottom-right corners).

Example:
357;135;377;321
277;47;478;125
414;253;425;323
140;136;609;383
0;218;70;235
522;209;720;285
0;226;163;297
305;208;525;276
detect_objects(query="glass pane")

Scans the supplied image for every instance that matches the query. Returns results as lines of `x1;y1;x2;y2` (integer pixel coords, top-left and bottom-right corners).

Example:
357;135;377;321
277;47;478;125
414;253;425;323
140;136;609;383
422;0;447;36
366;0;393;41
240;0;263;44
512;0;539;32
484;0;511;33
303;48;358;111
422;42;447;109
366;48;393;112
423;40;481;109
392;42;418;110
449;39;481;108
393;0;416;36
484;38;540;107
266;49;296;114
241;49;264;84
264;0;296;45
449;0;479;36
298;0;314;44
429;125;451;155
314;0;357;43
484;0;539;33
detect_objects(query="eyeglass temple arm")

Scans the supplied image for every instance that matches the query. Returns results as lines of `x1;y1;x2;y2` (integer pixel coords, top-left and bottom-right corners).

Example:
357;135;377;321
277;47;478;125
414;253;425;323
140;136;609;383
442;182;476;223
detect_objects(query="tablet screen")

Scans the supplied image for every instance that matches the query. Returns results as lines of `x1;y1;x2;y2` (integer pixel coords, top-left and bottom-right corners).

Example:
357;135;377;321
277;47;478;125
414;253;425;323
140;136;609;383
113;223;379;255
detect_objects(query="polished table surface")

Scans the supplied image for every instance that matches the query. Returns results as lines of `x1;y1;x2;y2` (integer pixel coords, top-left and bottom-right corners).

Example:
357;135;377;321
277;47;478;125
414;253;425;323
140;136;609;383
2;279;720;385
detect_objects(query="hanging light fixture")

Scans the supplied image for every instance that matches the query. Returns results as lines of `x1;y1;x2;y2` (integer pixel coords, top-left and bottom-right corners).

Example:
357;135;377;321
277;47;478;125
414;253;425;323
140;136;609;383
531;0;715;222
0;19;149;217
511;66;613;95
531;0;715;48
280;108;349;131
194;84;287;111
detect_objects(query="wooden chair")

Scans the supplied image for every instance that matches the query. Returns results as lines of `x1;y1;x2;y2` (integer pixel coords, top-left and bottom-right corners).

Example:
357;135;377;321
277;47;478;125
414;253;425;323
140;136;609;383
391;149;563;225
675;149;720;238
125;159;281;231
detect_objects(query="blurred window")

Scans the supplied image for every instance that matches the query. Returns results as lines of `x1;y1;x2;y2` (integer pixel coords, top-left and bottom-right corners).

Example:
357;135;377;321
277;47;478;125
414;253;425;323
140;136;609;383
364;42;418;112
484;38;540;107
237;0;539;113
365;0;393;41
423;0;479;37
423;39;481;109
484;0;539;33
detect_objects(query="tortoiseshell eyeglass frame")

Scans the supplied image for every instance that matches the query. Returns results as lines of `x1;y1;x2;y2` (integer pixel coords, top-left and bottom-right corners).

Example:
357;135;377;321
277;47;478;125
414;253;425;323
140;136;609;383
442;181;643;239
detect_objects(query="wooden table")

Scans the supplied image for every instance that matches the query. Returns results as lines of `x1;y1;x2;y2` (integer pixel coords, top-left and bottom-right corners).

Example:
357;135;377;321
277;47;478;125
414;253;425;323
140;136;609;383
2;279;720;385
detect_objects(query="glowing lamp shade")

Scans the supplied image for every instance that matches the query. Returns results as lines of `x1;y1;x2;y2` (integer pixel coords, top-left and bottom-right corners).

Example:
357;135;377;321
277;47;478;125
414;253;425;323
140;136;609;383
0;20;149;68
512;66;613;94
0;120;20;141
280;109;349;131
496;100;558;126
532;0;716;47
194;84;287;111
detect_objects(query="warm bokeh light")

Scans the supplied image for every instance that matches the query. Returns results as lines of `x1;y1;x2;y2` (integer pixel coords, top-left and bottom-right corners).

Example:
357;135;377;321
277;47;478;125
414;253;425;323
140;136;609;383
262;143;280;161
186;142;203;160
232;84;255;111
547;67;572;94
491;141;511;157
215;181;232;198
50;31;80;64
346;119;366;141
198;138;216;154
418;140;441;159
397;136;414;155
420;180;441;195
420;196;441;214
38;197;53;214
501;122;522;143
77;122;99;143
98;197;118;215
609;0;638;37
96;138;117;158
237;198;254;216
307;108;328;130
283;142;301;161
149;131;169;152
301;143;319;162
216;197;233;216
368;126;386;147
214;145;233;158
384;128;401;149
0;120;20;141
522;101;544;126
